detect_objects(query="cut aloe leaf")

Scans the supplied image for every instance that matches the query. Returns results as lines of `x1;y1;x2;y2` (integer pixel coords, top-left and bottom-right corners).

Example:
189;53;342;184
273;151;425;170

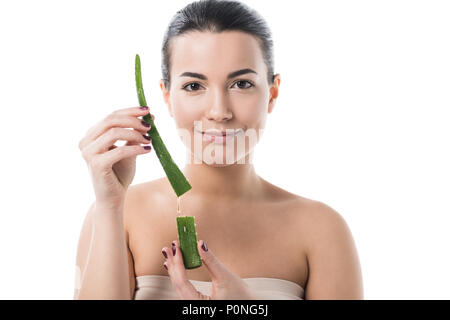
135;54;192;197
176;216;202;269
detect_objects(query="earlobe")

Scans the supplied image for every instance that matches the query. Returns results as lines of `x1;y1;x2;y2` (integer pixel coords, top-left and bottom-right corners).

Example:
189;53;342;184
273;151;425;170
268;94;276;114
268;74;281;114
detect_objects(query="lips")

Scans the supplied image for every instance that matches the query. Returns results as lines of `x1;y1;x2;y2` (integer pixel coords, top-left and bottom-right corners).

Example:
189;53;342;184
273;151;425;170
203;132;232;136
196;128;242;143
200;129;243;136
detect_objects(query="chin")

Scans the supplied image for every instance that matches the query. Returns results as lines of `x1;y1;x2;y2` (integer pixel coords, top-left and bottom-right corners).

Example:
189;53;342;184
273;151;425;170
190;152;250;166
205;160;240;167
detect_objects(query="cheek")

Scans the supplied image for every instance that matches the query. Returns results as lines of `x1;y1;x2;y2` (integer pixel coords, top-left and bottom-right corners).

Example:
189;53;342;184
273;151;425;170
232;94;267;129
171;95;203;128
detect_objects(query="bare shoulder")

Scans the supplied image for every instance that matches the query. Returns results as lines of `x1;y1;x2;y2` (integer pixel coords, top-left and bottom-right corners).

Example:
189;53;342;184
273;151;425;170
284;195;354;254
263;181;363;297
296;199;354;252
276;193;347;252
294;198;347;226
124;177;173;208
292;199;364;299
123;177;171;232
125;177;169;203
259;177;322;222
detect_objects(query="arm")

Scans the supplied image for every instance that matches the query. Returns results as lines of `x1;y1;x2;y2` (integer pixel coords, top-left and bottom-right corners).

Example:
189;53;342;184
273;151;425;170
304;201;364;300
74;201;136;299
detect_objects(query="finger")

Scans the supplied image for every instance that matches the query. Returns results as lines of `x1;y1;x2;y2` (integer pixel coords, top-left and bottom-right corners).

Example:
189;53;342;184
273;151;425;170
82;106;150;140
163;240;203;300
126;114;154;147
125;128;152;147
82;127;151;161
113;106;150;116
197;240;232;282
79;107;153;150
115;106;155;121
92;144;151;170
82;114;151;150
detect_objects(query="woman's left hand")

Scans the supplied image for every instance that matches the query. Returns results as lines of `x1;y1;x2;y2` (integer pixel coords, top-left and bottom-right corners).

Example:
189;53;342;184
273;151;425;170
162;240;259;300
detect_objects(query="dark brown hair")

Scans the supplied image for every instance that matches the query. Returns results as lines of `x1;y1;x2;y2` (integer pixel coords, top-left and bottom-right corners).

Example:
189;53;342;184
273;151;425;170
161;0;275;90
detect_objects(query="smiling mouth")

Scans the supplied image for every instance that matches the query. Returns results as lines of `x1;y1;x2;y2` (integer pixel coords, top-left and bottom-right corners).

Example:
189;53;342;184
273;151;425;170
195;128;243;143
197;128;243;136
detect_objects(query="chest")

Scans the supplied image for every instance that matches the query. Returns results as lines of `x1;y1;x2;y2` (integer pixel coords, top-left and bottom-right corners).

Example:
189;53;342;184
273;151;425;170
127;198;309;289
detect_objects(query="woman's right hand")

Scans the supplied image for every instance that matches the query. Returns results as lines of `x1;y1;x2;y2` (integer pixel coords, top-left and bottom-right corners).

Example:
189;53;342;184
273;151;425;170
78;106;154;209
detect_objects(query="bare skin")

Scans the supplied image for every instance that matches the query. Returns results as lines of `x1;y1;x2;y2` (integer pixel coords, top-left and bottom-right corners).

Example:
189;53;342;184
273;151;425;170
125;175;364;300
125;176;310;289
125;31;363;299
124;30;314;293
75;30;363;299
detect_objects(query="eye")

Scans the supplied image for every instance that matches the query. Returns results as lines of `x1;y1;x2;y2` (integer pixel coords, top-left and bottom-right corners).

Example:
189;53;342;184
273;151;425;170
182;80;254;92
232;80;254;89
182;82;203;92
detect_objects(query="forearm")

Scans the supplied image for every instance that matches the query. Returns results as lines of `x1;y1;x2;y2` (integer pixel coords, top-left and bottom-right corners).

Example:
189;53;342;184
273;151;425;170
77;202;131;300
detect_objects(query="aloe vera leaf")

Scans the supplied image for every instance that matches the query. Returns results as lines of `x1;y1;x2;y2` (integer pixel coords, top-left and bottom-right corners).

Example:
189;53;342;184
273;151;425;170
135;54;192;197
176;216;202;269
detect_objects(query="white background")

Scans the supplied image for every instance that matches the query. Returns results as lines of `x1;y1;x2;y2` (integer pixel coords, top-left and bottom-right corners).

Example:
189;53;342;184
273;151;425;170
0;0;449;299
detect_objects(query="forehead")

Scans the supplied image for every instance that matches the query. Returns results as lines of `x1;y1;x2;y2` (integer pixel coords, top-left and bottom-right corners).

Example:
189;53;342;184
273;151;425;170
170;31;265;77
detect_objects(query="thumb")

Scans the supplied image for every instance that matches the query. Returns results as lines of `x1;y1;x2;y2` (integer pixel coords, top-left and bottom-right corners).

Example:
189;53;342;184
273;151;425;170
198;240;232;282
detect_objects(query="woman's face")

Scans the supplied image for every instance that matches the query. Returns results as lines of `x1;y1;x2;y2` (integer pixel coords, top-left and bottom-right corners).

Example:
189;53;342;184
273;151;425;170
160;31;280;167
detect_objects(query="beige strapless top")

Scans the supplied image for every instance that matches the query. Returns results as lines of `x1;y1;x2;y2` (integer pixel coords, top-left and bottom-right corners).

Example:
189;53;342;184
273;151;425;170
134;275;304;300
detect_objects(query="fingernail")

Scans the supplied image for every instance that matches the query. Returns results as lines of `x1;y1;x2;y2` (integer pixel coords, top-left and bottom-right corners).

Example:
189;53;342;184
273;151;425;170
163;263;168;270
143;146;152;150
141;120;151;127
172;242;176;256
140;106;149;110
162;249;168;259
201;241;208;252
143;134;151;141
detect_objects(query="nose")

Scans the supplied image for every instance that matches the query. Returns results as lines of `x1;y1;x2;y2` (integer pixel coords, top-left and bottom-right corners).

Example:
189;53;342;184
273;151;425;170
205;92;232;122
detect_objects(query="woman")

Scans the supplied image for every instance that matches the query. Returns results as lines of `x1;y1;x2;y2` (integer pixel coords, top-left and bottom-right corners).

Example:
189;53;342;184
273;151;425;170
75;0;363;300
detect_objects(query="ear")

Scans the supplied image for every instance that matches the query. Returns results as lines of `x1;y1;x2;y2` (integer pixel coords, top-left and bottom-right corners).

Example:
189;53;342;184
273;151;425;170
268;74;281;114
160;79;174;117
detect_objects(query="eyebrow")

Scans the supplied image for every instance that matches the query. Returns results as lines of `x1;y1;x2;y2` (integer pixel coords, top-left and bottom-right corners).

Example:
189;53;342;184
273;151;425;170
179;68;257;80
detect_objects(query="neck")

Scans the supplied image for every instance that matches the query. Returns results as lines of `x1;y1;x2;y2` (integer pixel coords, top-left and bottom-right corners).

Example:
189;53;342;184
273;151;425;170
182;150;262;201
